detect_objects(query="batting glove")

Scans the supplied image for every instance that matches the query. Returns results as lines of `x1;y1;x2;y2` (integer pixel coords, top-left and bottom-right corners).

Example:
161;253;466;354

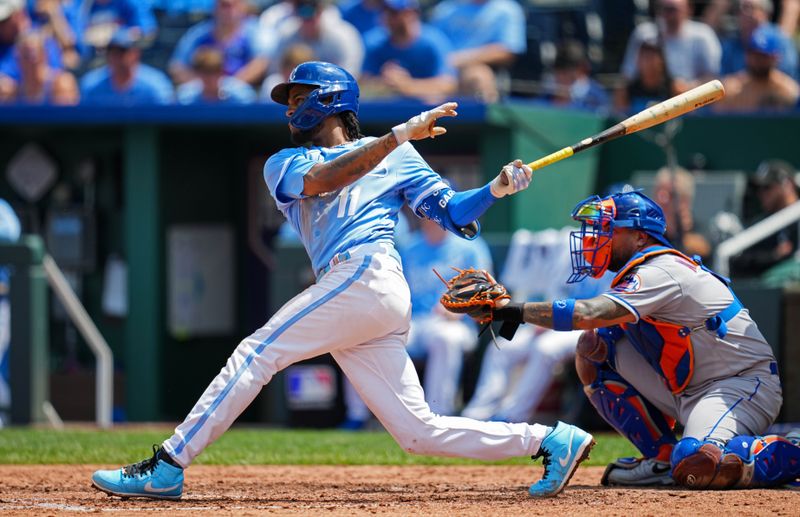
392;102;458;144
490;159;532;198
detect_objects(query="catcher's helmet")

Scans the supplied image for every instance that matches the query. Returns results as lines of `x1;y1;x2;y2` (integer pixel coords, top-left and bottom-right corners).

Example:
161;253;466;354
270;61;359;131
567;190;671;283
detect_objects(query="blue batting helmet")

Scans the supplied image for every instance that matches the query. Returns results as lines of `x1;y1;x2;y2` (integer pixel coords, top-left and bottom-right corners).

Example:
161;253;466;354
270;61;359;131
568;190;671;282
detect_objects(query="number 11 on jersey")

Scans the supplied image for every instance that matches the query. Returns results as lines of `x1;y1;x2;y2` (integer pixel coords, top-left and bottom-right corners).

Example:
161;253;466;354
337;185;361;218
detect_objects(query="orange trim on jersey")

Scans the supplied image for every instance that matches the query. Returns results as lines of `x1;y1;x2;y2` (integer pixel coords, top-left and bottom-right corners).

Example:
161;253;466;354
611;247;697;288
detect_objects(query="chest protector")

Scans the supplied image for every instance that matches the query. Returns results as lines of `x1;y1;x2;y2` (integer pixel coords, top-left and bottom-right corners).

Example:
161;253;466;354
610;246;744;394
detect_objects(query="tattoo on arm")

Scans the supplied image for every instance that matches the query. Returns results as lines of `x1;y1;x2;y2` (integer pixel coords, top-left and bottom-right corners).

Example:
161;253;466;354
573;297;635;328
520;296;635;330
303;133;399;196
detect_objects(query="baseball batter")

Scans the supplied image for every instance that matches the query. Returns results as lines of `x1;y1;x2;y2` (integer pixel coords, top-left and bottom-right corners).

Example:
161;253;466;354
451;190;800;489
90;61;594;500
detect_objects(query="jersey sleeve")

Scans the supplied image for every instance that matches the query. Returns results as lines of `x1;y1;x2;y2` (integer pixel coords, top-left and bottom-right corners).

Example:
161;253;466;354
170;22;205;69
393;143;448;215
601;264;682;322
263;148;318;210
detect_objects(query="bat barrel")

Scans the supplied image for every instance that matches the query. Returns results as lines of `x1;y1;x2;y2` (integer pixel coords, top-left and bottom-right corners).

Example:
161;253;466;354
619;79;725;134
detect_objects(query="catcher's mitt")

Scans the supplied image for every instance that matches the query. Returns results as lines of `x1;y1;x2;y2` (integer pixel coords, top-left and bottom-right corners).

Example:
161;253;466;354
438;268;510;324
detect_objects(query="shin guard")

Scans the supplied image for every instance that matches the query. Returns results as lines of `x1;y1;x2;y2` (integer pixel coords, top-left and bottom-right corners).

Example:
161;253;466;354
585;365;676;459
725;435;800;487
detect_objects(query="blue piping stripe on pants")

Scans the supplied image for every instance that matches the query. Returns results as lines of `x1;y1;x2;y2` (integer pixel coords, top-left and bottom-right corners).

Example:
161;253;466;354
172;255;373;456
703;377;762;441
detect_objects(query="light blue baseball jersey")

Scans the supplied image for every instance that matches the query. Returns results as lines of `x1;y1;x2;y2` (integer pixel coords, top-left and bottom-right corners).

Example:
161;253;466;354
401;232;492;317
264;138;447;274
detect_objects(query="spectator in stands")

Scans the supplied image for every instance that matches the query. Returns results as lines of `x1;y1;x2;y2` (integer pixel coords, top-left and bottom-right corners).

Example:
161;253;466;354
0;0;64;100
429;0;526;101
14;30;78;104
260;42;314;100
176;45;255;104
28;0;81;69
731;160;800;277
716;24;800;112
266;0;363;76
258;0;340;40
80;0;157;52
545;39;608;111
360;0;455;101
614;37;674;113
170;0;269;86
720;0;798;80
652;166;712;261
621;0;721;94
80;28;173;105
339;0;382;39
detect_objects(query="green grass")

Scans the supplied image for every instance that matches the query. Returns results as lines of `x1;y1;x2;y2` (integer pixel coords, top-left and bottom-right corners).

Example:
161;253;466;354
0;426;638;466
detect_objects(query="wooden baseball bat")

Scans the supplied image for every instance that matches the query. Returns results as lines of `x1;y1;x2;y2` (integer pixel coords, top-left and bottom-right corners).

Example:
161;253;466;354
526;79;726;171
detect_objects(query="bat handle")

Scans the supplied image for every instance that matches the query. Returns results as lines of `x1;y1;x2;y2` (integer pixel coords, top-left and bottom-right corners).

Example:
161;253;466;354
527;146;575;171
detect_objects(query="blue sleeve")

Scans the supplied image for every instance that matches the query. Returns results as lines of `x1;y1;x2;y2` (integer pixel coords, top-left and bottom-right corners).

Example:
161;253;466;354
123;0;157;36
79;69;103;102
493;1;526;54
362;38;384;75
780;33;798;80
263;148;318;209
45;37;63;70
244;18;271;57
447;184;496;226
170;22;205;69
393;143;449;213
153;72;175;104
426;27;455;77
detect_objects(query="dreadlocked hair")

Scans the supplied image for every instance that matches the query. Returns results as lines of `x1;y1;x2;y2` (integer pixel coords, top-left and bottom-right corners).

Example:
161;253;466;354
340;111;364;141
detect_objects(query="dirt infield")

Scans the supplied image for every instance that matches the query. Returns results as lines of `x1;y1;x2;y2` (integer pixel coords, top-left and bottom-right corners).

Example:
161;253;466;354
0;465;797;516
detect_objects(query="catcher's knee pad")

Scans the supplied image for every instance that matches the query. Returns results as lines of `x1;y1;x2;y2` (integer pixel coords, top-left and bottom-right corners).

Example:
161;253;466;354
671;438;745;489
725;435;800;487
585;365;676;459
575;326;622;385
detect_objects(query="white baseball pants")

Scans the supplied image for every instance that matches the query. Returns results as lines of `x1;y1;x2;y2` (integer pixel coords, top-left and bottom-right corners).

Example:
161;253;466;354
162;243;548;467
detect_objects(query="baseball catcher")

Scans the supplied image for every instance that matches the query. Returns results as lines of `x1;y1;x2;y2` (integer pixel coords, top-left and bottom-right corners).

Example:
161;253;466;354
442;190;800;489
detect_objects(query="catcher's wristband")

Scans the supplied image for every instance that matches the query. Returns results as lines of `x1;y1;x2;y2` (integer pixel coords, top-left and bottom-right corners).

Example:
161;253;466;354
552;298;576;331
492;302;524;324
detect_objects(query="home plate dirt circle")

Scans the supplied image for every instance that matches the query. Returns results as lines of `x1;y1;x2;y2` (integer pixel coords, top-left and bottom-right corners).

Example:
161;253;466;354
0;465;797;516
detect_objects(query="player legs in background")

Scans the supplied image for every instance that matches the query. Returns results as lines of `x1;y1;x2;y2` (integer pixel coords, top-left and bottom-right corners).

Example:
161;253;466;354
461;326;534;421
491;329;582;423
406;315;476;416
462;326;581;423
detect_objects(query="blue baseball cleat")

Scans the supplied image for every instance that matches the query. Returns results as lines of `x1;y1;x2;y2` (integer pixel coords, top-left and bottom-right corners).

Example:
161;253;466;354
92;445;184;500
529;421;595;497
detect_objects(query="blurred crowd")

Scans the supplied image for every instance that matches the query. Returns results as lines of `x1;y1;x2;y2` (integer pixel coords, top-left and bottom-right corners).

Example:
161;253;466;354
0;0;799;111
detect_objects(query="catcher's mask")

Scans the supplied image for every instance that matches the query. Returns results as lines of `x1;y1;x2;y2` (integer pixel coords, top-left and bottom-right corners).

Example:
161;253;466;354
270;61;360;131
568;190;671;283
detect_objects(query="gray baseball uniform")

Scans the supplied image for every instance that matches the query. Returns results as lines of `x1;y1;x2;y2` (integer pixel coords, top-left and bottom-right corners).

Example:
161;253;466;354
602;253;782;443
